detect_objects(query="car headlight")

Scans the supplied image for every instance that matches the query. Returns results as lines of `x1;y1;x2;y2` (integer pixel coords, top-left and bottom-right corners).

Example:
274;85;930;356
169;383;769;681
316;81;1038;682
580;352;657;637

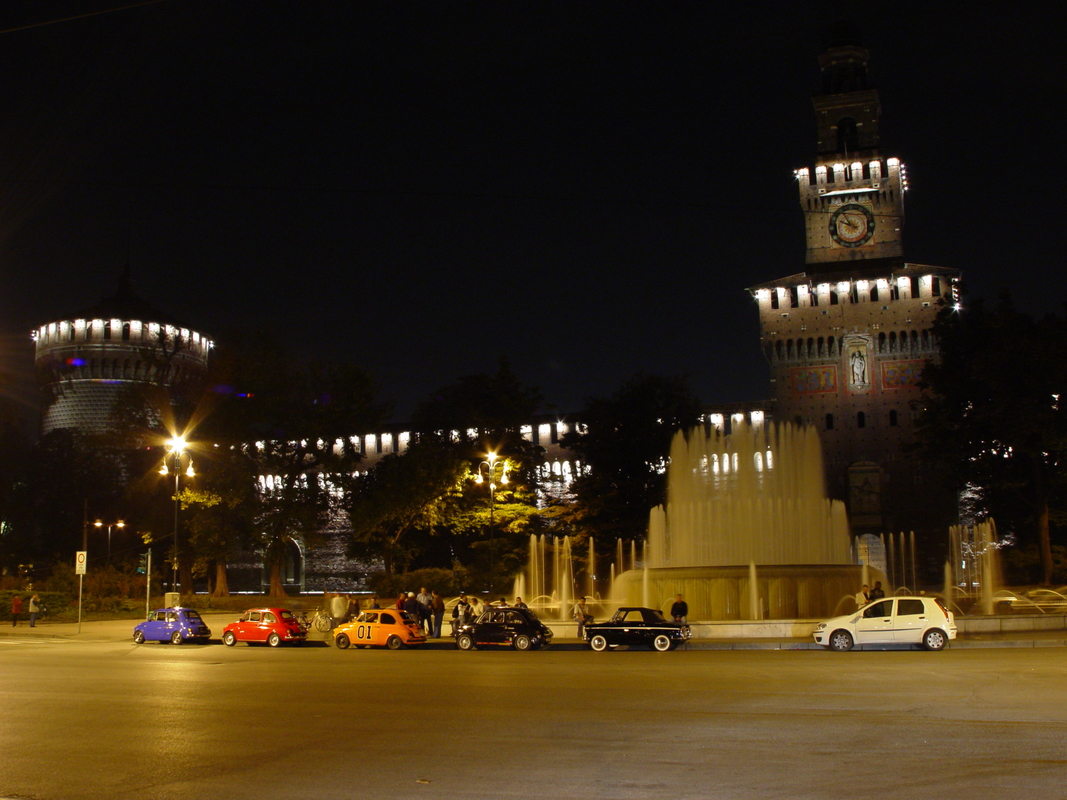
816;623;826;630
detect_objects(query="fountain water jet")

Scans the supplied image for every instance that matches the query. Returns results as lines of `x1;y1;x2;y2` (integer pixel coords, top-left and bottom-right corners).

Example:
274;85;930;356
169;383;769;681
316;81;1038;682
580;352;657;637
615;421;878;619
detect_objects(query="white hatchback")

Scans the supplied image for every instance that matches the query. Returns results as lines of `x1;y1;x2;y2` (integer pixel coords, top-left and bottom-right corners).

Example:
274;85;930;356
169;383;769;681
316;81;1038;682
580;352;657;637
813;596;957;652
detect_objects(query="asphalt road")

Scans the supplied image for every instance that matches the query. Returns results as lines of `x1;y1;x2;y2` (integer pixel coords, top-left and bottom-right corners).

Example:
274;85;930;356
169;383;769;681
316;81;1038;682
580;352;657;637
1;637;1064;800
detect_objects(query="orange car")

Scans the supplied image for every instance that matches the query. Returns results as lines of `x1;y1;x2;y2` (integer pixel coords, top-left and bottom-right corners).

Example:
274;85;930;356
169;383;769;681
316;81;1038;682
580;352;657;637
332;609;427;650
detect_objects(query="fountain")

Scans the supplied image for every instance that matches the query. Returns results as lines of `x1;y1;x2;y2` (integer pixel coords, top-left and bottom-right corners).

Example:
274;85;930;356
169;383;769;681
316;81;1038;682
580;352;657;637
614;420;879;619
947;519;1002;614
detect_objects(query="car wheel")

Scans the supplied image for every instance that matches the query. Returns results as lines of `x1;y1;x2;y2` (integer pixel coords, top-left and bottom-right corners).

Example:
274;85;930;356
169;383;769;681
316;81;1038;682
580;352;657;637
590;634;609;652
652;634;671;652
267;632;282;647
386;635;403;650
222;631;236;647
170;631;183;645
457;633;475;651
922;629;947;651
133;630;145;644
335;633;350;650
513;635;531;651
828;629;854;652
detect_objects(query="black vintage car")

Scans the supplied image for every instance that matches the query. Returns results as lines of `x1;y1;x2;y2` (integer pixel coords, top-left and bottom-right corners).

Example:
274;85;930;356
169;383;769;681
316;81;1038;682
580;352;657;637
454;607;553;651
584;607;690;651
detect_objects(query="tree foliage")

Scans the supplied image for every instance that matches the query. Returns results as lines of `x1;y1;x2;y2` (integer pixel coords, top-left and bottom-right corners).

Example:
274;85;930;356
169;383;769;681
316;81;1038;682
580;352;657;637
561;374;703;541
915;295;1067;583
347;361;547;590
346;439;468;576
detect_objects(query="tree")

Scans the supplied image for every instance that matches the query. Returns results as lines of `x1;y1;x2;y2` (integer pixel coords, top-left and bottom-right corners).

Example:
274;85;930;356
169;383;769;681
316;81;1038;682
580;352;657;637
0;398;37;572
561;374;703;541
346;439;469;576
410;358;544;446
206;332;388;596
407;361;547;589
179;446;258;596
915;295;1067;584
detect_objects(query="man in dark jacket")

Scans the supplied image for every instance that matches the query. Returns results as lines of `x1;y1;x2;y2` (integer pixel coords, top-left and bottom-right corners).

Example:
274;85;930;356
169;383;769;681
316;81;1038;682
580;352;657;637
670;594;688;625
403;592;420;621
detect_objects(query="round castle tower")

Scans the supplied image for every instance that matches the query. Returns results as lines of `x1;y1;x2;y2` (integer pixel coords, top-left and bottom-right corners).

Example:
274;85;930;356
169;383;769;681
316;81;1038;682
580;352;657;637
34;271;213;436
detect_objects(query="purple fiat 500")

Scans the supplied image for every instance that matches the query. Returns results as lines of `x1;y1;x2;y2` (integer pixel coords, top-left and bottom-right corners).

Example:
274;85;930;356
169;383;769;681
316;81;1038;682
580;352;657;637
133;607;212;645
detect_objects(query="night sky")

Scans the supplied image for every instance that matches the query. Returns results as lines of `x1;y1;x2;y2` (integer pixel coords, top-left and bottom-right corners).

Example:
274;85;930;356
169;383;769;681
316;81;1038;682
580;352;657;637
0;2;1061;424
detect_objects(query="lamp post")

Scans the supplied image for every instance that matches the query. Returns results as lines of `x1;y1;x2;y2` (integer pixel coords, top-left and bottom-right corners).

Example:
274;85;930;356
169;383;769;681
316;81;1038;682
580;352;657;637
475;452;509;593
93;519;125;565
159;436;194;594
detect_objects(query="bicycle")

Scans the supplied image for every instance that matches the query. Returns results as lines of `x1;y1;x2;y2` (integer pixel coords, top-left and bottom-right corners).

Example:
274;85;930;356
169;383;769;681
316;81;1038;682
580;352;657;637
312;608;334;632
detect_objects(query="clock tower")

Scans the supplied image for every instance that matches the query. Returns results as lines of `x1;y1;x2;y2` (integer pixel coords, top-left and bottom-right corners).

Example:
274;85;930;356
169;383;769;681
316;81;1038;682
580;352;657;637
749;23;960;545
800;25;905;267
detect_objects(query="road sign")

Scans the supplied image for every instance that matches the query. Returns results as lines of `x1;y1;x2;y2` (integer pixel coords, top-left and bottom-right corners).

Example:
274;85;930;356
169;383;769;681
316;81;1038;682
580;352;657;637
75;550;87;575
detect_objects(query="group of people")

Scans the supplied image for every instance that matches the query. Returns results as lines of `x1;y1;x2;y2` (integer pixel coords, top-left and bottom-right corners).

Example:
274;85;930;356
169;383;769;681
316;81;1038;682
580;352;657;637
855;581;886;609
9;594;42;627
391;588;452;638
448;593;530;633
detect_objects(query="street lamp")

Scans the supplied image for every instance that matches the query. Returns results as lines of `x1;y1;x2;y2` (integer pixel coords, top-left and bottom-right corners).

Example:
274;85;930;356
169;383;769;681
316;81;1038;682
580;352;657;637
475;452;509;593
93;519;125;565
159;436;194;594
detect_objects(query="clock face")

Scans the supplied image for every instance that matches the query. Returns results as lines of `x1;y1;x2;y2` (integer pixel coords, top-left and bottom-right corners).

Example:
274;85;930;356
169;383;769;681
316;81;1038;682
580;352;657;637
829;203;875;247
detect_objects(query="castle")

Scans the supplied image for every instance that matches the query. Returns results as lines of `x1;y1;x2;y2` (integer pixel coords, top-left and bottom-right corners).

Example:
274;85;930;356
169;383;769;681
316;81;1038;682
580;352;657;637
33;25;957;590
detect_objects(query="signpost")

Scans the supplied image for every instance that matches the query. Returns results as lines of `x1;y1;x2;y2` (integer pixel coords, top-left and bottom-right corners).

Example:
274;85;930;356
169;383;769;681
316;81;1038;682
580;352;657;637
75;550;87;633
144;550;152;619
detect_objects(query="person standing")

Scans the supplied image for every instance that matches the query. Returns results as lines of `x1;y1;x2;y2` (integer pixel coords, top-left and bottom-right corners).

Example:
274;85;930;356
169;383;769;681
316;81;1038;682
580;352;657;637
513;596;528;610
416;587;433;635
28;594;40;628
451;593;472;635
869;581;885;601
11;594;23;627
330;593;350;624
431;591;445;638
572;597;594;638
670;594;688;625
855;584;870;609
403;592;420;621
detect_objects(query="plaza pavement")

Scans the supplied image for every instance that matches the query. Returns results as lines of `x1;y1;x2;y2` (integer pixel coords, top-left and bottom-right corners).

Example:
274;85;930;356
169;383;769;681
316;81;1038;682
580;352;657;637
3;612;1067;649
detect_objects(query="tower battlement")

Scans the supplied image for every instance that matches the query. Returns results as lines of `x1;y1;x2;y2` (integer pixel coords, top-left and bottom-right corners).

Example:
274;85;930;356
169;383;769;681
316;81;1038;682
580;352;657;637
33;276;213;435
796;157;906;202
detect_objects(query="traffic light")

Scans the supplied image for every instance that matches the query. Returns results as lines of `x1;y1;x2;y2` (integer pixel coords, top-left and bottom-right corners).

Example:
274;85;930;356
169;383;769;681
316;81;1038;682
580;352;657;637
137;553;148;575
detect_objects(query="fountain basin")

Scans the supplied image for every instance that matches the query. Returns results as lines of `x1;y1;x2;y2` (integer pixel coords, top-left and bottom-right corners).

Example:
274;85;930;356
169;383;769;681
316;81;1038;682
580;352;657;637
614;564;885;621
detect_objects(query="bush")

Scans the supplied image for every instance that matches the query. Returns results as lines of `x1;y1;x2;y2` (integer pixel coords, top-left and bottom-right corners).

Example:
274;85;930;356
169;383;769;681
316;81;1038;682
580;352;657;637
0;590;71;622
369;567;472;600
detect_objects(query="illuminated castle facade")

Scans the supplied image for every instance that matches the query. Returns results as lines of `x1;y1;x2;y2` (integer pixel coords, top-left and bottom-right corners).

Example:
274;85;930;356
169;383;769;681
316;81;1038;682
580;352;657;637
749;25;960;537
33;271;213;436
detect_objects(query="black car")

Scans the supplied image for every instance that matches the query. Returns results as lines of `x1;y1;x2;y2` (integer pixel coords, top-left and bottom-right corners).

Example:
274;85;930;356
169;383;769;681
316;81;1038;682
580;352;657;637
454;607;553;651
584;607;690;652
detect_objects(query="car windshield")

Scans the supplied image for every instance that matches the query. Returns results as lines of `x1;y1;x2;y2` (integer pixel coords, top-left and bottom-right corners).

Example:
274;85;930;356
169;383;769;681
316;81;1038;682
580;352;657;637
643;609;668;623
279;610;295;620
183;610;203;621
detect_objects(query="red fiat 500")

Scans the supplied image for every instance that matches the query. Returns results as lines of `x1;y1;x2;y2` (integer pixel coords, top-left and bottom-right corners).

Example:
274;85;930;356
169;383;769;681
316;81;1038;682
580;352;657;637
222;608;307;647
